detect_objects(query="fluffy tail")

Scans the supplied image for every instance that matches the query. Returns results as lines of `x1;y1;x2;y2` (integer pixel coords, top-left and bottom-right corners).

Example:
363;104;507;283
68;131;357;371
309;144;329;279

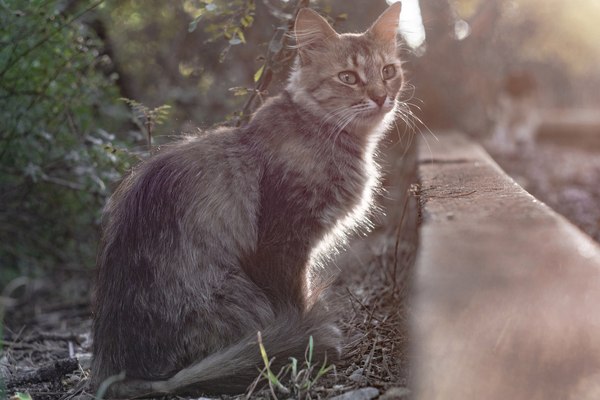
105;305;341;398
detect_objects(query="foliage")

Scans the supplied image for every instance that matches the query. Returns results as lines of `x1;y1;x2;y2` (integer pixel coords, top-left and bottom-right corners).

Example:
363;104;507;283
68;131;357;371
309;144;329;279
101;0;239;128
0;0;314;292
249;333;333;399
0;0;130;288
102;0;318;127
11;393;33;400
187;0;257;62
0;0;312;291
120;98;171;149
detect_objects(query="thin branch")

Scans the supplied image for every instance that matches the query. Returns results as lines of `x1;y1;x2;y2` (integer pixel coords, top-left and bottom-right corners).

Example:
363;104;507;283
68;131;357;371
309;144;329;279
0;0;104;78
40;174;87;192
236;0;309;126
5;358;79;389
0;47;97;160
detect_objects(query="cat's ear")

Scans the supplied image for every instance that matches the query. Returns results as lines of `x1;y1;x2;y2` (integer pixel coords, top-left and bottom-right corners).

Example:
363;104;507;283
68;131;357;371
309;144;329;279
294;8;339;62
367;2;402;43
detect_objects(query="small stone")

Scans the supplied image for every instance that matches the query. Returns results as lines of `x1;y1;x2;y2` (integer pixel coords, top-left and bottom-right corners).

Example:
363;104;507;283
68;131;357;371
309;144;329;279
379;387;411;399
0;356;11;382
79;332;93;351
330;387;380;400
348;367;367;384
0;364;10;382
76;353;92;370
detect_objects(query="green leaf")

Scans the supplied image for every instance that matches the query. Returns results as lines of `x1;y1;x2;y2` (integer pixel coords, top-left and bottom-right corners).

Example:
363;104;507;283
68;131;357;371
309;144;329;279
315;358;333;380
253;64;264;83
188;17;200;32
13;393;33;400
218;46;230;63
256;332;290;393
307;335;314;364
228;86;249;96
236;29;246;44
240;15;254;28
268;29;285;53
290;357;298;379
258;332;269;366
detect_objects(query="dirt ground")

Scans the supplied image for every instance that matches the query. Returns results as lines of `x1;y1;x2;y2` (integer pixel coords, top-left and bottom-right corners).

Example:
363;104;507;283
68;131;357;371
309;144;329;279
1;138;418;400
488;141;600;243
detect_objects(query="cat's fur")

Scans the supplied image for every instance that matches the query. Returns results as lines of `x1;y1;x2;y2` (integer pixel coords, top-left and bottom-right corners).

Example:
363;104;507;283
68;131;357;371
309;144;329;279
91;3;404;397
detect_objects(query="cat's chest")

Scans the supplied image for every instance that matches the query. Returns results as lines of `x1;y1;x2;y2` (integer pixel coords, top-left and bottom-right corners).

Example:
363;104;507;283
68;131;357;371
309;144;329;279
262;147;369;220
282;134;366;187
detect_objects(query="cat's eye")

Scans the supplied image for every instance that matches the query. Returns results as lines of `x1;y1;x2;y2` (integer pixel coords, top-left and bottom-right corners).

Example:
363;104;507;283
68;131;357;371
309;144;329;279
338;71;359;85
382;64;396;80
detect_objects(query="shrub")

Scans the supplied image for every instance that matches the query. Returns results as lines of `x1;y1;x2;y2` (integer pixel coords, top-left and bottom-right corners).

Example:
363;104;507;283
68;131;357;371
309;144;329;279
0;0;130;288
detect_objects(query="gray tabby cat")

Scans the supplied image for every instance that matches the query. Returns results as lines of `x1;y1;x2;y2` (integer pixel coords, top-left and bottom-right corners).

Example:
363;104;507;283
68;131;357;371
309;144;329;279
91;3;404;397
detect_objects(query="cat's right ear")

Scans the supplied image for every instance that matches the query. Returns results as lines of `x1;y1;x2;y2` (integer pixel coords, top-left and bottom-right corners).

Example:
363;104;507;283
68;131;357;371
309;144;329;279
294;8;339;64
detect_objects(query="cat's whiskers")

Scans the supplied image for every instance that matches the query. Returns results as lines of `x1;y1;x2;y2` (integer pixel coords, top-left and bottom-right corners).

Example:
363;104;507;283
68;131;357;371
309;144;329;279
326;100;382;171
328;110;358;172
391;114;405;149
395;81;435;139
329;103;370;138
398;101;437;142
394;104;417;153
316;105;354;139
322;104;373;140
317;108;357;173
311;106;356;172
326;107;355;144
393;100;437;159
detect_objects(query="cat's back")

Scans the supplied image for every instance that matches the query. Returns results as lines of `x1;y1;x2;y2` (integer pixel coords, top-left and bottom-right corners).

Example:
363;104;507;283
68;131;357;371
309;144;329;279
113;127;253;203
99;126;261;275
92;127;275;384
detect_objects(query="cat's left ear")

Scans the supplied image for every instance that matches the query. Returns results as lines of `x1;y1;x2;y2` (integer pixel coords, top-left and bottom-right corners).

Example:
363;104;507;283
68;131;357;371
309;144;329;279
294;8;339;63
367;2;402;43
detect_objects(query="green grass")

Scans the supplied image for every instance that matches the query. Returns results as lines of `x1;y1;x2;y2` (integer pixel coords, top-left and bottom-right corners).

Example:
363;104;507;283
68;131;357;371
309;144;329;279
248;332;333;399
12;393;33;400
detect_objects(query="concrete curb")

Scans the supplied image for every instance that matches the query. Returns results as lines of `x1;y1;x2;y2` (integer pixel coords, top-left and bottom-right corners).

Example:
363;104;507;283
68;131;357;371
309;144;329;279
411;132;600;400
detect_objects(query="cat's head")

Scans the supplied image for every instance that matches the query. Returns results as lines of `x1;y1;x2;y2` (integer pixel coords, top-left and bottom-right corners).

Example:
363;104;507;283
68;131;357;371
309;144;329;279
288;3;404;138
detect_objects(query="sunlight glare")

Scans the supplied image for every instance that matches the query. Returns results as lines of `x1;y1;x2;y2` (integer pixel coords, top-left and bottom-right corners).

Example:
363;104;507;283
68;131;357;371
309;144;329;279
387;0;426;49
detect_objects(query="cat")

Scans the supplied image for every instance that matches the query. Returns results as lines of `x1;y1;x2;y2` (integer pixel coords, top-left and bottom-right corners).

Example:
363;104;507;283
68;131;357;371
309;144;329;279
91;2;404;397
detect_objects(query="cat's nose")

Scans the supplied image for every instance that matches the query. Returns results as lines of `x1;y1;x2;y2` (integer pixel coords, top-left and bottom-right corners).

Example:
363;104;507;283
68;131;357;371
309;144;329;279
370;93;387;107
